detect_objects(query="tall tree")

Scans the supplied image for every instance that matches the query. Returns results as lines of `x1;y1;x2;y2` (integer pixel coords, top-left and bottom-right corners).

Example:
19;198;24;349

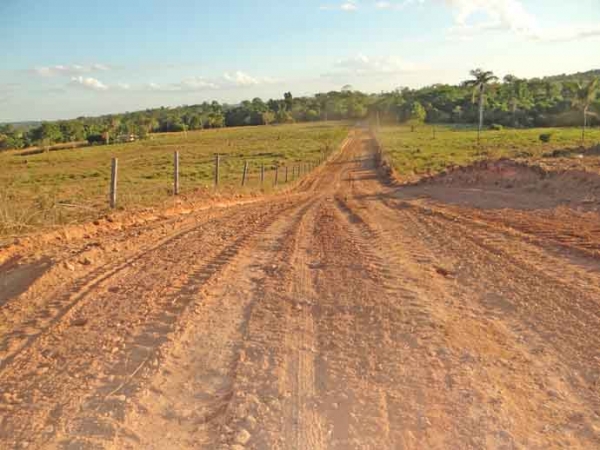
568;77;599;144
464;69;499;144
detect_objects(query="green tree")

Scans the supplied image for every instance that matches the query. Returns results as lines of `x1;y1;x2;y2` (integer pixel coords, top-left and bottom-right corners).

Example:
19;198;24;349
275;108;294;124
464;69;499;144
567;77;599;144
406;101;426;129
30;122;62;146
283;92;293;111
262;111;275;125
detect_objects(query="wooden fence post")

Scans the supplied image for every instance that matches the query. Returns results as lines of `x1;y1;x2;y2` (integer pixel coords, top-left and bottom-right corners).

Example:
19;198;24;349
260;164;265;186
110;158;118;209
242;161;249;186
274;166;279;185
173;151;180;195
214;154;220;187
285;166;288;183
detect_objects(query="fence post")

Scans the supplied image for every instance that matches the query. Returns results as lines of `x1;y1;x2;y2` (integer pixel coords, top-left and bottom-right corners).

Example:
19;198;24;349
173;151;180;195
285;166;288;183
110;158;118;209
260;164;265;186
274;166;279;185
214;154;220;187
242;161;249;186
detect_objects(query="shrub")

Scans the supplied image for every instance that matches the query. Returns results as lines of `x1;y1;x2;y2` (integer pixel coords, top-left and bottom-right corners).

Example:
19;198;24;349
539;133;553;143
490;124;504;131
87;134;105;145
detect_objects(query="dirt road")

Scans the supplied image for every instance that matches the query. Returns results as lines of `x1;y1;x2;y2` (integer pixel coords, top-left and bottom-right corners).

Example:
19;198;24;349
1;130;599;449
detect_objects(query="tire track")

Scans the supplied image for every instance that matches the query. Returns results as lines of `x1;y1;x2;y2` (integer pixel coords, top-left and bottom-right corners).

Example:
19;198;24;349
0;200;300;448
0;200;289;374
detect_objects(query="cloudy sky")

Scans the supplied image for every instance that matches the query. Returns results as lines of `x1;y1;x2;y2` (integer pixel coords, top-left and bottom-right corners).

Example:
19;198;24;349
1;0;599;122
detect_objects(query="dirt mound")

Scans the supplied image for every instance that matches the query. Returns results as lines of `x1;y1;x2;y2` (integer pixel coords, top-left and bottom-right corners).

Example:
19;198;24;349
416;159;600;205
420;159;546;188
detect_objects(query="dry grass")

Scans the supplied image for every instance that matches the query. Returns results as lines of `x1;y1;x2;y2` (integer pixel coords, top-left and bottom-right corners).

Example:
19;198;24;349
0;122;349;239
376;124;600;177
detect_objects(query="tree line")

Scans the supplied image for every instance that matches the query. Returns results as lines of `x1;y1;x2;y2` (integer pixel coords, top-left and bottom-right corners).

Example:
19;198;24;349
1;69;598;151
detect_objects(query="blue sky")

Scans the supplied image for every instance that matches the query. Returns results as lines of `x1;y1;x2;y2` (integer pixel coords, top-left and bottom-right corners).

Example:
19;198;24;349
1;0;599;121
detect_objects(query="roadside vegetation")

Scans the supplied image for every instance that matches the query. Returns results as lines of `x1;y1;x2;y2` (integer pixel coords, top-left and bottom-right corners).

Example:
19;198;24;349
376;125;600;177
0;122;348;239
2;67;599;238
1;69;599;151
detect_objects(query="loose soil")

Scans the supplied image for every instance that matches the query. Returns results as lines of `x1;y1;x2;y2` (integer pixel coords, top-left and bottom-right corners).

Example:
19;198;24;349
1;129;599;449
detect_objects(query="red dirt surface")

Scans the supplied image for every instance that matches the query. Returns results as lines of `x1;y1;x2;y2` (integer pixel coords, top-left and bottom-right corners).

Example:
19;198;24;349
0;130;599;449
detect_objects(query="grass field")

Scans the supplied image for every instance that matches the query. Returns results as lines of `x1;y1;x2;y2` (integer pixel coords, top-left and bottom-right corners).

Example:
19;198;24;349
0;122;349;237
376;125;600;177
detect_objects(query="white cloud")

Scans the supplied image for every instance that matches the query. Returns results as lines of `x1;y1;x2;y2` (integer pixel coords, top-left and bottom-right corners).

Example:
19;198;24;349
221;71;277;87
326;53;423;77
33;64;111;77
320;1;358;11
444;0;538;35
223;71;261;87
376;0;424;10
69;76;109;91
142;72;277;92
314;0;600;41
441;0;600;41
179;76;220;90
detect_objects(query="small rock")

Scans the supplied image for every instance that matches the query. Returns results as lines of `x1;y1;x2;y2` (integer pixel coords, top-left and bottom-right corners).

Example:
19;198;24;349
80;257;93;266
108;286;120;293
434;266;453;278
71;318;88;327
234;429;251;445
63;261;75;271
244;415;257;430
43;425;54;434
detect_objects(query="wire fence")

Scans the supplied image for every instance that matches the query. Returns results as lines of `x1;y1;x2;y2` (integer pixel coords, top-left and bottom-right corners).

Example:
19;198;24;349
106;147;338;209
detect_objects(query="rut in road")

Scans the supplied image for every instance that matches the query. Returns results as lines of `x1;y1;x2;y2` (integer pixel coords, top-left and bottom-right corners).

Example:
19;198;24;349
1;130;599;449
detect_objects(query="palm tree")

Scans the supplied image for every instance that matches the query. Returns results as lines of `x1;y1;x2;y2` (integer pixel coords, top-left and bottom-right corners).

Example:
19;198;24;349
568;78;599;145
464;69;498;145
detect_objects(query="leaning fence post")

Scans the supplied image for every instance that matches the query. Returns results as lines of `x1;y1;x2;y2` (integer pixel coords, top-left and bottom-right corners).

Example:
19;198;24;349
110;158;118;209
242;161;249;186
214;154;220;187
173;151;180;195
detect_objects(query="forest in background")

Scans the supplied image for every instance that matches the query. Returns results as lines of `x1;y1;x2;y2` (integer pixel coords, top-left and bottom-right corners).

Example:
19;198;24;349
1;69;599;151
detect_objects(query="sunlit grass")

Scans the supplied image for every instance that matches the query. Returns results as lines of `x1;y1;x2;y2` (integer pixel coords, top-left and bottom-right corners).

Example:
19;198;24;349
376;124;600;177
0;122;349;237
